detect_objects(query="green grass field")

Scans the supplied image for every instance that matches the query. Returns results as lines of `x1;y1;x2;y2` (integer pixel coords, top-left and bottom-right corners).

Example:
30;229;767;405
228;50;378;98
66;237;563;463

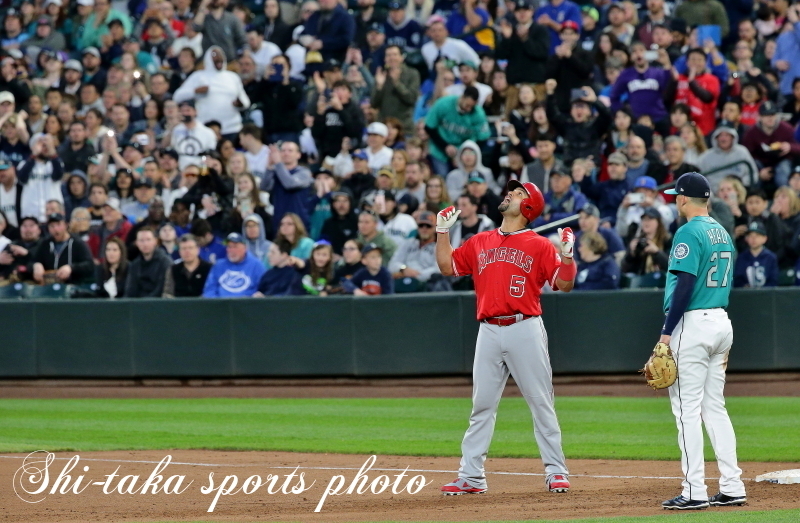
1;397;799;462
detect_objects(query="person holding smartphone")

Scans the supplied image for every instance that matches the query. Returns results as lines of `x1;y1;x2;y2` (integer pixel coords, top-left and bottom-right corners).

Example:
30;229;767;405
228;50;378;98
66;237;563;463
616;175;674;241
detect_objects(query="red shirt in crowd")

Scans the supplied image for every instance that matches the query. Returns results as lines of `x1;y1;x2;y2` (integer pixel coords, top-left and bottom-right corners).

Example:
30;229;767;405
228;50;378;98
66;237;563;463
674;72;720;136
451;229;562;319
740;102;761;127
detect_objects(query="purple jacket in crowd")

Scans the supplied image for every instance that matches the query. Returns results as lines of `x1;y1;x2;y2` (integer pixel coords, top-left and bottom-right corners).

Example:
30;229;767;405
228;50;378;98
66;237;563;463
610;67;672;121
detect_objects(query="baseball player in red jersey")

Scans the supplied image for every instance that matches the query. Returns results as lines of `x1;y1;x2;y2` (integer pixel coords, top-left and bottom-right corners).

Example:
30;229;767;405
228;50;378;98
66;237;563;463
435;180;577;496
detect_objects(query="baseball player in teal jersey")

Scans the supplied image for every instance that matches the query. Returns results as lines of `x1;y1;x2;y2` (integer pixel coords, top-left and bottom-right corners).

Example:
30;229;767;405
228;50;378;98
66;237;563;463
659;173;746;510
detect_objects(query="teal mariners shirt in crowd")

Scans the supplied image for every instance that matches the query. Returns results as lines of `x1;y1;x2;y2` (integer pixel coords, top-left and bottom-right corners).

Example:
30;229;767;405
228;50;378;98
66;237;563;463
663;216;735;313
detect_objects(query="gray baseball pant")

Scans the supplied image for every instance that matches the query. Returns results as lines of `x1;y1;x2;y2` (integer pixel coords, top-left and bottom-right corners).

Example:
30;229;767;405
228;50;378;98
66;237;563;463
458;316;569;488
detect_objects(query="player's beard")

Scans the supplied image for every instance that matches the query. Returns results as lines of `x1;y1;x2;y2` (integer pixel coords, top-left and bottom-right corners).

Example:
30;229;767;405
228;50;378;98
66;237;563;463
498;202;510;212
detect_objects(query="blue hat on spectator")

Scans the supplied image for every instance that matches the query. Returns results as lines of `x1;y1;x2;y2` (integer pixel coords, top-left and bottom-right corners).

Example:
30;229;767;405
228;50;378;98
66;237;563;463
468;174;486;184
634;176;657;190
361;242;383;256
0;160;10;170
664;172;711;197
367;22;384;34
352;149;368;160
388;0;404;9
226;232;246;244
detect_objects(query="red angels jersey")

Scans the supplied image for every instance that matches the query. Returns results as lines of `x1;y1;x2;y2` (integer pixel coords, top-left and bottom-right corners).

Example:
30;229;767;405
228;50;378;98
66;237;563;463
451;229;562;319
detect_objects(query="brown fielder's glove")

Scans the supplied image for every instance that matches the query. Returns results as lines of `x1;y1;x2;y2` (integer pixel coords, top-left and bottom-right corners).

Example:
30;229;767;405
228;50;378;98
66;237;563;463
641;342;677;390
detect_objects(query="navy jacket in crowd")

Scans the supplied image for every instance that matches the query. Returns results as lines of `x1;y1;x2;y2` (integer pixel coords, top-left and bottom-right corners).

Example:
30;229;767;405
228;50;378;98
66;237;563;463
346;266;394;295
257;265;296;296
574;253;621;291
532;187;588;228
579;176;628;226
301;4;356;63
734;248;778;288
261;163;314;228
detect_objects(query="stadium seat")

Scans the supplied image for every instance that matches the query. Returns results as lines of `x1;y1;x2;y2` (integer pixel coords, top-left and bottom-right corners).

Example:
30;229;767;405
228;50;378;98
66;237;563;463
0;282;28;299
26;283;73;300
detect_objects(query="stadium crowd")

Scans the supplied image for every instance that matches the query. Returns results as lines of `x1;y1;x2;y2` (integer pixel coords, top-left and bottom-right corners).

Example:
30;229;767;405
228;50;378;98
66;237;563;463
0;0;800;297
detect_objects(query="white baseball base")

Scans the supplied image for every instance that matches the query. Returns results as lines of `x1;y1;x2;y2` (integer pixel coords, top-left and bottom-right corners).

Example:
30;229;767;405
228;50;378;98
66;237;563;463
755;470;800;484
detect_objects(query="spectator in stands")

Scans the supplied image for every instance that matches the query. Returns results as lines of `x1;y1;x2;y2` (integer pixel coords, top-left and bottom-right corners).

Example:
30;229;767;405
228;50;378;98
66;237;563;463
523;137;565;193
623;134;667;187
0;112;31;168
616;176;674;241
449;193;494;248
288;241;335;295
17;134;62;224
299;0;355;64
771;4;800;98
95;237;128;298
574;232;621;290
274;212;314;261
320;191;358;256
446;140;495;200
239;124;270;182
465;174;502;226
378;191;417;246
575;203;625;264
734;222;779;288
698;126;758;190
545;82;610;165
736;188;787;255
496;0;549;89
0;161;21;229
255;239;297;296
663;136;700;190
396;161;427;203
69;208;92;243
420;16;480;72
241;214;273;267
364;122;394;173
260;54;305;144
372;45;420;134
536;0;581;54
388;211;439;291
576;152;629;226
331;238;363;290
312;80;364;162
0;61;31;110
425;87;490;176
59;122;96;173
63;170;91;220
193;0;246;62
621;207;671;275
668;48;720;136
742;101;800;189
125;227;173;298
32;213;94;284
0;216;41;281
346;242;393;295
121;179;157;224
444;61;492;107
545;22;593;114
163;234;213;298
87;197;131;260
171;100;218;170
357;210;396;265
191;218;227;264
341;150;376;203
203;232;266;297
532;170;587;229
610;42;671;133
261;141;314;229
173;47;250;140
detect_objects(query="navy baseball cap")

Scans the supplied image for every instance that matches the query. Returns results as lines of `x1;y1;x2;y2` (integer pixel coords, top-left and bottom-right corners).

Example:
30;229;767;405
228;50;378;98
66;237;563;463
634;176;657;190
664;172;711;198
745;221;767;236
226;232;246;244
47;212;65;223
367;22;384;34
361;242;382;256
388;0;404;9
351;149;368;160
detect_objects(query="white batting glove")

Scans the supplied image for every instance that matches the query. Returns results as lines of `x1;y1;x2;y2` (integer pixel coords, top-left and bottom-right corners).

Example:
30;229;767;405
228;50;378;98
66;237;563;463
557;227;574;258
436;205;461;233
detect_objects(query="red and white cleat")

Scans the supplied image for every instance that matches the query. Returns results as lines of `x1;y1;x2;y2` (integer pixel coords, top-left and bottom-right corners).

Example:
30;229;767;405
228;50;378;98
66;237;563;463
441;478;488;496
548;474;570;493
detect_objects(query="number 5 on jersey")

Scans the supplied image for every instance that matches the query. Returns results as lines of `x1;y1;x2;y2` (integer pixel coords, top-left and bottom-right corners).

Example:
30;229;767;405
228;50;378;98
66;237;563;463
510;275;526;297
706;251;732;287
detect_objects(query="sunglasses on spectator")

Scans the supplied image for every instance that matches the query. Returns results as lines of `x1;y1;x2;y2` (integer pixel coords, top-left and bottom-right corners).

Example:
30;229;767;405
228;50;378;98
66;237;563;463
418;224;433;228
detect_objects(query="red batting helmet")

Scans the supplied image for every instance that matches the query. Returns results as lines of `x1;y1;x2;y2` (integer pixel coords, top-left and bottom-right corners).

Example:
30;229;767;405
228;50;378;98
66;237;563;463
506;180;544;223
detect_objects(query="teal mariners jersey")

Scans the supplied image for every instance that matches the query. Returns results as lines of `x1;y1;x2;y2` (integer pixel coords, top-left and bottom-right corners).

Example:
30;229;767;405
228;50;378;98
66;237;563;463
663;216;734;313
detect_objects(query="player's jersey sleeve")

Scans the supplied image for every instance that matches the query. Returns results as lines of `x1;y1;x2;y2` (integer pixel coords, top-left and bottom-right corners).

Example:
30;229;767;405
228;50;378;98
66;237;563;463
451;235;478;276
536;239;562;288
668;228;703;276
